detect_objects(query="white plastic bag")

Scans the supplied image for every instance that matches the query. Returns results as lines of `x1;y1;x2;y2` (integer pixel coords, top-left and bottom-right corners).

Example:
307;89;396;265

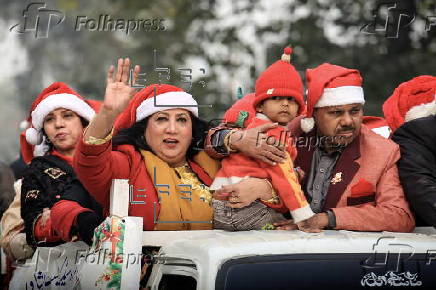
9;241;89;290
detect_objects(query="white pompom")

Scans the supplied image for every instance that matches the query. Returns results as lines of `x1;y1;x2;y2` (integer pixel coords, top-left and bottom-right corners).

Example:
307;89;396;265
300;117;315;133
25;127;43;145
19;120;30;131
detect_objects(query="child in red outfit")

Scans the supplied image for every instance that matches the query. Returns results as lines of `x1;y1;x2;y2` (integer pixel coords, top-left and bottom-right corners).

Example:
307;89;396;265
211;47;315;231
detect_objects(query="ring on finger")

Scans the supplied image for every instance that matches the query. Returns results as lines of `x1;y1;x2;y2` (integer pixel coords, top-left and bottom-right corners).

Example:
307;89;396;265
229;196;238;203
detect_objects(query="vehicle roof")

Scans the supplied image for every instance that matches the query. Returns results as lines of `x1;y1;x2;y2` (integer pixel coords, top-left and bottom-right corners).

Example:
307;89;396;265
144;228;436;287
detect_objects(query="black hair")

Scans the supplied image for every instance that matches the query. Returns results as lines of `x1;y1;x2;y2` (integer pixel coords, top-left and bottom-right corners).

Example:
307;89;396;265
112;112;209;159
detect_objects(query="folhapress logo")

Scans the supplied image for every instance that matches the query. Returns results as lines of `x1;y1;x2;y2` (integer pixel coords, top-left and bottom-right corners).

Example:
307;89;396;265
9;2;65;39
75;15;166;35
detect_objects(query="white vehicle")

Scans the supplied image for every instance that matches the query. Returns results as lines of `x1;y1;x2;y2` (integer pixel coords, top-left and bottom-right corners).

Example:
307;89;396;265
144;228;436;290
9;180;436;289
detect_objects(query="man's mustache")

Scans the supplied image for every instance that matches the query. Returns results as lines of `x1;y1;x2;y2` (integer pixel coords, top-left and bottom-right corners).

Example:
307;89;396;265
337;126;355;134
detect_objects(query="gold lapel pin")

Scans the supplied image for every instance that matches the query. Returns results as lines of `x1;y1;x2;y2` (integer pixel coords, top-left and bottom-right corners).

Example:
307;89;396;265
331;172;343;185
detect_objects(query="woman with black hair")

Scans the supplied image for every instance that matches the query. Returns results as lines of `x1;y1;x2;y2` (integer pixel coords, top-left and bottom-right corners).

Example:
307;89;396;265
74;58;275;230
19;82;103;247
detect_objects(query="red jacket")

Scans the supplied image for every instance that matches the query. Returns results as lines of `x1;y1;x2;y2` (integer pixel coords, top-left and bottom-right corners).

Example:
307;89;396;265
73;139;213;230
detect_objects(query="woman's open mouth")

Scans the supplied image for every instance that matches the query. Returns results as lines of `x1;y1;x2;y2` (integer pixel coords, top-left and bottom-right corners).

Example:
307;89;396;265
163;138;179;147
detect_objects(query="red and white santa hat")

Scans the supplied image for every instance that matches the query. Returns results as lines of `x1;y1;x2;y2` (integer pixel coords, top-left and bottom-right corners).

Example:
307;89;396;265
362;116;391;138
254;47;306;115
114;84;198;131
382;75;436;132
301;63;365;132
20;82;99;163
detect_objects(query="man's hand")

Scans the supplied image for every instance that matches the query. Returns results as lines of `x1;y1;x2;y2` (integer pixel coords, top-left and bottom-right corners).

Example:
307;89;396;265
274;213;329;232
213;178;272;208
229;123;286;166
273;219;298;230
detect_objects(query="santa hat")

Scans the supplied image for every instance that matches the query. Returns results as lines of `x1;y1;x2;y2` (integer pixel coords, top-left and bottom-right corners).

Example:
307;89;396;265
20;82;100;163
382;75;436;132
114;84;198;132
254;47;305;115
24;82;96;145
362;116;391;138
301;63;365;133
223;91;256;128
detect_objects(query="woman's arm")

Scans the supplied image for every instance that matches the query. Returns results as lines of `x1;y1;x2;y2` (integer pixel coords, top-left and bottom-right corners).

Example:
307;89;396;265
73;58;139;210
20;168;59;247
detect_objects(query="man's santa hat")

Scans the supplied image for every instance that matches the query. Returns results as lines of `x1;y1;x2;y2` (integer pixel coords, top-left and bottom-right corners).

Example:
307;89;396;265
382;75;436;132
254;47;306;115
20;82;100;163
114;84;198;131
301;63;365;133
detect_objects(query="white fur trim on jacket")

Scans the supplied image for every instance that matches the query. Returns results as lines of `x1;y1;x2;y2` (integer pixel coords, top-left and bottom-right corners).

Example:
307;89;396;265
209;176;247;190
136;91;199;122
290;204;315;223
31;93;95;130
404;99;436;123
315;86;365;108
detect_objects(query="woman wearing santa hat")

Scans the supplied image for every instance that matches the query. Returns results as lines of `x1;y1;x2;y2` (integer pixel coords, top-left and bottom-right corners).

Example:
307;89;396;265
74;58;276;231
19;82;103;248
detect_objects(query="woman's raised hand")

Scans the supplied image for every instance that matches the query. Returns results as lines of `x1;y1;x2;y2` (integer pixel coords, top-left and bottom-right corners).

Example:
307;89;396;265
83;58;140;140
103;58;140;118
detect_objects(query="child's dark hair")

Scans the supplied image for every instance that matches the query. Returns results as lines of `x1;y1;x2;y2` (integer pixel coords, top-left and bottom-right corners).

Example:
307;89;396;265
112;113;209;159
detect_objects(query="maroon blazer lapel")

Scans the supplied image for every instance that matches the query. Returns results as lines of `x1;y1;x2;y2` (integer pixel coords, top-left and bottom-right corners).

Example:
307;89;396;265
323;135;361;210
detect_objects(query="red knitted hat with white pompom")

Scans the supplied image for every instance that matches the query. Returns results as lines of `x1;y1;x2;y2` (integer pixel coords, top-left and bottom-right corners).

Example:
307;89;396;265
254;47;305;115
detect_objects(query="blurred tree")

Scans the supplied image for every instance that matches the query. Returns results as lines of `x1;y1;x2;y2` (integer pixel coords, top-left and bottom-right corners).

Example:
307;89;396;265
0;0;434;162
